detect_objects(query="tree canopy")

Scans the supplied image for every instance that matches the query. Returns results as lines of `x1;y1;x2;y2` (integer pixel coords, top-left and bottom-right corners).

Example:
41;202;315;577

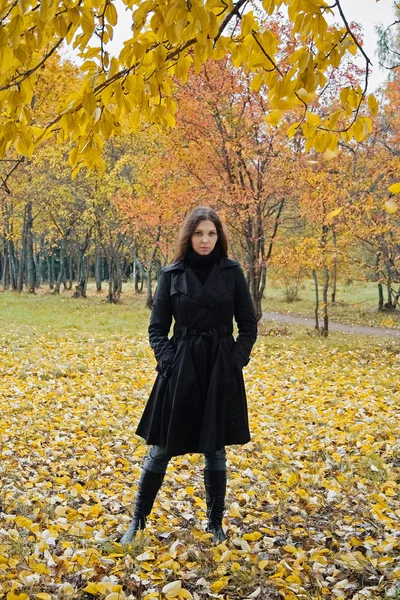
0;0;379;174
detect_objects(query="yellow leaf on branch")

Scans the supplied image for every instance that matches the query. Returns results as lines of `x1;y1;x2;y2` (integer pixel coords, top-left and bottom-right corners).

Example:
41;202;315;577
368;94;379;116
266;110;282;126
326;207;344;221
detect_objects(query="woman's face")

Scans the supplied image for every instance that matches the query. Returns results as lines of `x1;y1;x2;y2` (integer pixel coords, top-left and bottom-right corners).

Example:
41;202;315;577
191;219;218;255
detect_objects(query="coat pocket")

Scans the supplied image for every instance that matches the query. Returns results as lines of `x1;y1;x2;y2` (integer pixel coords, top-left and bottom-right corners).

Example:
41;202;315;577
159;340;183;380
220;340;240;379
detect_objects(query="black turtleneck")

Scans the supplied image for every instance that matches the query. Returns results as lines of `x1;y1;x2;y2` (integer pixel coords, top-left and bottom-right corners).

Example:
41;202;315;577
186;245;221;284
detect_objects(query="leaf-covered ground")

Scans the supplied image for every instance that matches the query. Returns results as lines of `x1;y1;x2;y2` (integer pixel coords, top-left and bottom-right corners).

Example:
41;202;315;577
1;302;400;600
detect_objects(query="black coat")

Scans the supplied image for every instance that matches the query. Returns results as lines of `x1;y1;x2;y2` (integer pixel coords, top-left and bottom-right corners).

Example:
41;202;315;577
136;257;258;456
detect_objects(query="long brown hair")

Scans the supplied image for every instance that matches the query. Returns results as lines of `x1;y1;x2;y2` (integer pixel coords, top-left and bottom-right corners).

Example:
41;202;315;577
173;207;228;261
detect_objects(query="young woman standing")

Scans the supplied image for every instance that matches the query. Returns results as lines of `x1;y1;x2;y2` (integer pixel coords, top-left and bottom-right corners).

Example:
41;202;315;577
120;207;257;543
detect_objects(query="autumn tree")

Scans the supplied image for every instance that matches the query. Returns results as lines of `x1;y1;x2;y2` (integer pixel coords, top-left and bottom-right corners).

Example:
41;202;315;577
298;162;352;334
340;150;400;310
0;54;80;292
163;57;299;319
110;127;190;306
326;70;400;310
0;0;378;174
270;239;308;303
27;143;97;294
377;1;400;72
291;72;400;318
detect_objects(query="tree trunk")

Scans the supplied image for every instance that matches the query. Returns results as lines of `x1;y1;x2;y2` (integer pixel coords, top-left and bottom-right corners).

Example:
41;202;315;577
331;231;337;303
95;245;102;292
17;204;28;293
384;255;392;309
72;250;88;299
312;269;319;330
49;250;55;289
254;202;268;321
146;264;153;308
319;224;329;335
54;240;65;294
114;258;123;297
107;257;114;303
246;198;283;321
66;254;73;290
8;239;17;290
135;258;144;293
385;283;394;309
107;256;121;303
26;202;36;293
2;220;11;290
76;235;90;293
72;279;87;298
255;260;267;321
393;287;400;308
248;252;265;321
84;255;89;296
61;254;68;290
376;252;383;311
2;239;9;289
121;255;130;291
77;249;84;284
105;241;123;304
131;247;137;290
37;237;46;287
245;266;251;287
378;282;384;311
321;266;329;337
245;224;261;321
43;248;49;285
35;248;42;288
102;251;106;281
146;226;161;309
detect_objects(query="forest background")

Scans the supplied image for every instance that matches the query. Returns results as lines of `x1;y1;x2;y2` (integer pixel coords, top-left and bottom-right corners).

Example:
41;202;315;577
0;2;400;331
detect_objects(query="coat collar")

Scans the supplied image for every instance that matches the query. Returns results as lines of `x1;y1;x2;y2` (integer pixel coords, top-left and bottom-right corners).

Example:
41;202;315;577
165;257;238;308
163;257;239;272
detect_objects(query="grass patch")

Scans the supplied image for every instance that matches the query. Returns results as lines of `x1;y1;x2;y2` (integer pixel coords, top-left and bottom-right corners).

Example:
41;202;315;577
264;278;400;329
0;285;149;337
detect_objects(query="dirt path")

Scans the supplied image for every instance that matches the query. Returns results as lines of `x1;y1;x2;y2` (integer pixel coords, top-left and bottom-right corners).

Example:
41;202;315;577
263;311;400;338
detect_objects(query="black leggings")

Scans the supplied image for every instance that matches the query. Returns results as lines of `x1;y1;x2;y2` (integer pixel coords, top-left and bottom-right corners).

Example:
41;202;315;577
143;445;226;474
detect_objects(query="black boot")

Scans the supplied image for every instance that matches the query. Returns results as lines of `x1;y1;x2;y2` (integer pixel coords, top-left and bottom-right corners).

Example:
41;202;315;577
120;469;164;544
204;470;227;543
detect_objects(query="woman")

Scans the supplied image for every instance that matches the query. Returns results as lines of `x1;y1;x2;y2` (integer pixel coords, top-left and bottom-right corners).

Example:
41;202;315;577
120;207;257;544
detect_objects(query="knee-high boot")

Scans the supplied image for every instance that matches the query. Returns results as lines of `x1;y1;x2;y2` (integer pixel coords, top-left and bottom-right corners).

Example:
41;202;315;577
204;469;227;543
120;469;165;544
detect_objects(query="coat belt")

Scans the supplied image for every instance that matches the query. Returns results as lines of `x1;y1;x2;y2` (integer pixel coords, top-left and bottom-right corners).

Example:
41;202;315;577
174;325;233;339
